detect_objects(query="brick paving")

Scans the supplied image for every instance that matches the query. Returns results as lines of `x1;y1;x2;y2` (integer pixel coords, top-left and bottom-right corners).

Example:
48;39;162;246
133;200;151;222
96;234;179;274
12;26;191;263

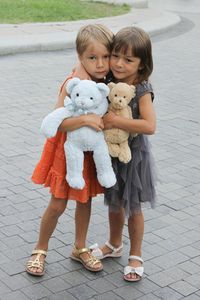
0;4;200;300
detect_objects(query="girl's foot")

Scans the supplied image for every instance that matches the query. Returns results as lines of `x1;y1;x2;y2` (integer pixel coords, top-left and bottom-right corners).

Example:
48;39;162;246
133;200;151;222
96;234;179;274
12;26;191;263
71;245;103;272
90;241;123;259
26;249;47;276
124;255;144;282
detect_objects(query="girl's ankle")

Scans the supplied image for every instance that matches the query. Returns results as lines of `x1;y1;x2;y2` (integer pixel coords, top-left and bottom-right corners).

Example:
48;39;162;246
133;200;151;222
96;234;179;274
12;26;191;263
129;252;142;257
109;241;122;248
35;245;48;252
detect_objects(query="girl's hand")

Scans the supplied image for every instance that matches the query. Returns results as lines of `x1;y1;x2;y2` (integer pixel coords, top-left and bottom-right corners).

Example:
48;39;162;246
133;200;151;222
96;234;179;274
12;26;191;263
83;114;104;131
103;111;118;129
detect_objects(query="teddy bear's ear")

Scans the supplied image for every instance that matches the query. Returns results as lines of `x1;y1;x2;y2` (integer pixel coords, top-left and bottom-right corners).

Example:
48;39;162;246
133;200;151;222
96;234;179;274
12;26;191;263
66;77;81;94
108;82;116;90
96;83;109;97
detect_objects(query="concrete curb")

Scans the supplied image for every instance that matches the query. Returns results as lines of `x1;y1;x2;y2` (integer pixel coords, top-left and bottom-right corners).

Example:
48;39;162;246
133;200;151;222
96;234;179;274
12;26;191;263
90;0;148;8
137;11;181;36
0;9;181;56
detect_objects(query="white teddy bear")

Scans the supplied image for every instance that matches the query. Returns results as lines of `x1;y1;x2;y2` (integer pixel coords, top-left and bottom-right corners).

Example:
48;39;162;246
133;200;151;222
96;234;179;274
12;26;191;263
41;78;116;190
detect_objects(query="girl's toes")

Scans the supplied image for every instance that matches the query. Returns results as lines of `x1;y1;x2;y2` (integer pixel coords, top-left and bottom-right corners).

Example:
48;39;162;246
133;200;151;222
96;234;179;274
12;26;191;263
131;273;137;280
94;262;102;270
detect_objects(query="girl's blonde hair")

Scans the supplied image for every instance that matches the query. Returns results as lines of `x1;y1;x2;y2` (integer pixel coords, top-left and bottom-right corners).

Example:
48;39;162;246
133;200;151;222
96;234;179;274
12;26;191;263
76;24;114;56
112;26;153;83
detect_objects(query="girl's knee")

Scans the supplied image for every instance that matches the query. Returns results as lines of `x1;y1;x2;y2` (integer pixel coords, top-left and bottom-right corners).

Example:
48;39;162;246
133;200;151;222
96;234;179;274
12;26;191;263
76;198;91;208
48;196;67;217
109;207;124;217
128;211;144;223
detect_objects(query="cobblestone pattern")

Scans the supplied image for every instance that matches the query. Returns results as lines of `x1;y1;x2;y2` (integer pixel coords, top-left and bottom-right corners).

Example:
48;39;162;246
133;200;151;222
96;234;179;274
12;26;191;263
0;11;200;300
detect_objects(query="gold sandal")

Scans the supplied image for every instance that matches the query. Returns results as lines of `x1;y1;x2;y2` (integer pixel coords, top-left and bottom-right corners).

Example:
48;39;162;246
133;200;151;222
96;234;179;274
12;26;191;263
26;249;47;277
70;245;103;272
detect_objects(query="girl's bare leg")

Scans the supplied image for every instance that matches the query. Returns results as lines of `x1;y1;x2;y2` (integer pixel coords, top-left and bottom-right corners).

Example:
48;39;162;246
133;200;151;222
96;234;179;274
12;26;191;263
74;199;92;249
126;211;144;280
101;207;125;255
74;199;102;270
27;195;67;274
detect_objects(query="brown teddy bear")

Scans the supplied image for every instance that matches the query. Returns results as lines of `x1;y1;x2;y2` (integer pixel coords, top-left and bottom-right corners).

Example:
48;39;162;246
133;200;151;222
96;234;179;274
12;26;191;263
104;82;136;163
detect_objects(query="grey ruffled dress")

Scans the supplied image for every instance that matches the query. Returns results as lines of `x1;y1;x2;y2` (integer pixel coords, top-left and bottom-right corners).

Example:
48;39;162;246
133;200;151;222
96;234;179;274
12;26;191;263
104;81;156;217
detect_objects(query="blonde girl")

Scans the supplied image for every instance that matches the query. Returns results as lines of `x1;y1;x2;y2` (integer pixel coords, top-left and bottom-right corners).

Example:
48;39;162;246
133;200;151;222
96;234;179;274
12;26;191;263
26;24;114;276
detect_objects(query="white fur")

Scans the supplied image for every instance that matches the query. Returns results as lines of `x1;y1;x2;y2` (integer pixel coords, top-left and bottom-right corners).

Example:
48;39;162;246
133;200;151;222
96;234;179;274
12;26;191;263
41;78;116;190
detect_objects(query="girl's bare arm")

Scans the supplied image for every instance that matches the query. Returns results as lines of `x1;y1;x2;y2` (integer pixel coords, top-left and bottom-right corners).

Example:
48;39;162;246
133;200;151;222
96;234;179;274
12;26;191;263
59;113;104;132
103;93;156;135
55;82;68;109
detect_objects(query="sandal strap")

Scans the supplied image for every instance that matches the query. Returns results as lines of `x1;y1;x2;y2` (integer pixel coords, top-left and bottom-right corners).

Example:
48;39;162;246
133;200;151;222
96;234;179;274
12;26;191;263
89;243;103;258
89;243;99;251
32;249;47;257
105;241;123;253
75;247;90;255
84;255;101;267
129;255;143;264
124;265;144;277
27;251;46;270
27;259;44;269
72;245;101;269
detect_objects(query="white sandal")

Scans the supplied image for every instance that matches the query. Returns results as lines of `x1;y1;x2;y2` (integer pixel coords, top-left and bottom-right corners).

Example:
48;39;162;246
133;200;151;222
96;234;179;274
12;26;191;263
124;255;144;282
90;241;123;259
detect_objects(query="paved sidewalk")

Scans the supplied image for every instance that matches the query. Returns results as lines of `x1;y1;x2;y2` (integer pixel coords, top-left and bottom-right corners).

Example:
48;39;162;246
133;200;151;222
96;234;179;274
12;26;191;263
1;0;200;299
0;1;180;56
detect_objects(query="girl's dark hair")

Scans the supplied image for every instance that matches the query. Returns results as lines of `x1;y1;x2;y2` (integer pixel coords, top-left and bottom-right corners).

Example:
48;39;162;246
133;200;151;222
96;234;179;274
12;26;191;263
112;26;153;83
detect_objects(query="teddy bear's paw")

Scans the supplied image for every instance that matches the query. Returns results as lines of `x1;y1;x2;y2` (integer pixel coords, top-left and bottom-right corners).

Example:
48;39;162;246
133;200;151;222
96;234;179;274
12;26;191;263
98;172;116;188
108;144;120;157
41;121;57;138
118;151;132;164
67;176;85;190
42;127;57;138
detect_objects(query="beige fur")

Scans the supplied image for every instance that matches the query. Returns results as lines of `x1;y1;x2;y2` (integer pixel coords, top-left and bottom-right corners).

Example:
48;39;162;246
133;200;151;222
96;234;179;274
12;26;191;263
104;82;136;163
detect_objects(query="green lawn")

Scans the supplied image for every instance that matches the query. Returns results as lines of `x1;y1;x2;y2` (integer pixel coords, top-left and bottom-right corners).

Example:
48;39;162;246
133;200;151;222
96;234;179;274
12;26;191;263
0;0;130;24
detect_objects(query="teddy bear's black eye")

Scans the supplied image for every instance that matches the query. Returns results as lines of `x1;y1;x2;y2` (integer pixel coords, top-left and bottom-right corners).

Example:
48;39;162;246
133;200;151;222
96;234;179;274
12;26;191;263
90;97;93;100
76;93;79;97
115;94;117;97
124;96;126;98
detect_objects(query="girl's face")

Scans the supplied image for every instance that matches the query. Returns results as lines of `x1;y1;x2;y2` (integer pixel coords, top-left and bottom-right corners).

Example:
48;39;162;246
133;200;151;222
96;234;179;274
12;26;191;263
79;40;110;81
110;47;141;85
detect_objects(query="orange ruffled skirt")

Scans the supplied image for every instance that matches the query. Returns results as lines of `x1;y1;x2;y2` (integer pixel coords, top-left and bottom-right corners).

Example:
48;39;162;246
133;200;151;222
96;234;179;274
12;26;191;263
32;131;104;203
